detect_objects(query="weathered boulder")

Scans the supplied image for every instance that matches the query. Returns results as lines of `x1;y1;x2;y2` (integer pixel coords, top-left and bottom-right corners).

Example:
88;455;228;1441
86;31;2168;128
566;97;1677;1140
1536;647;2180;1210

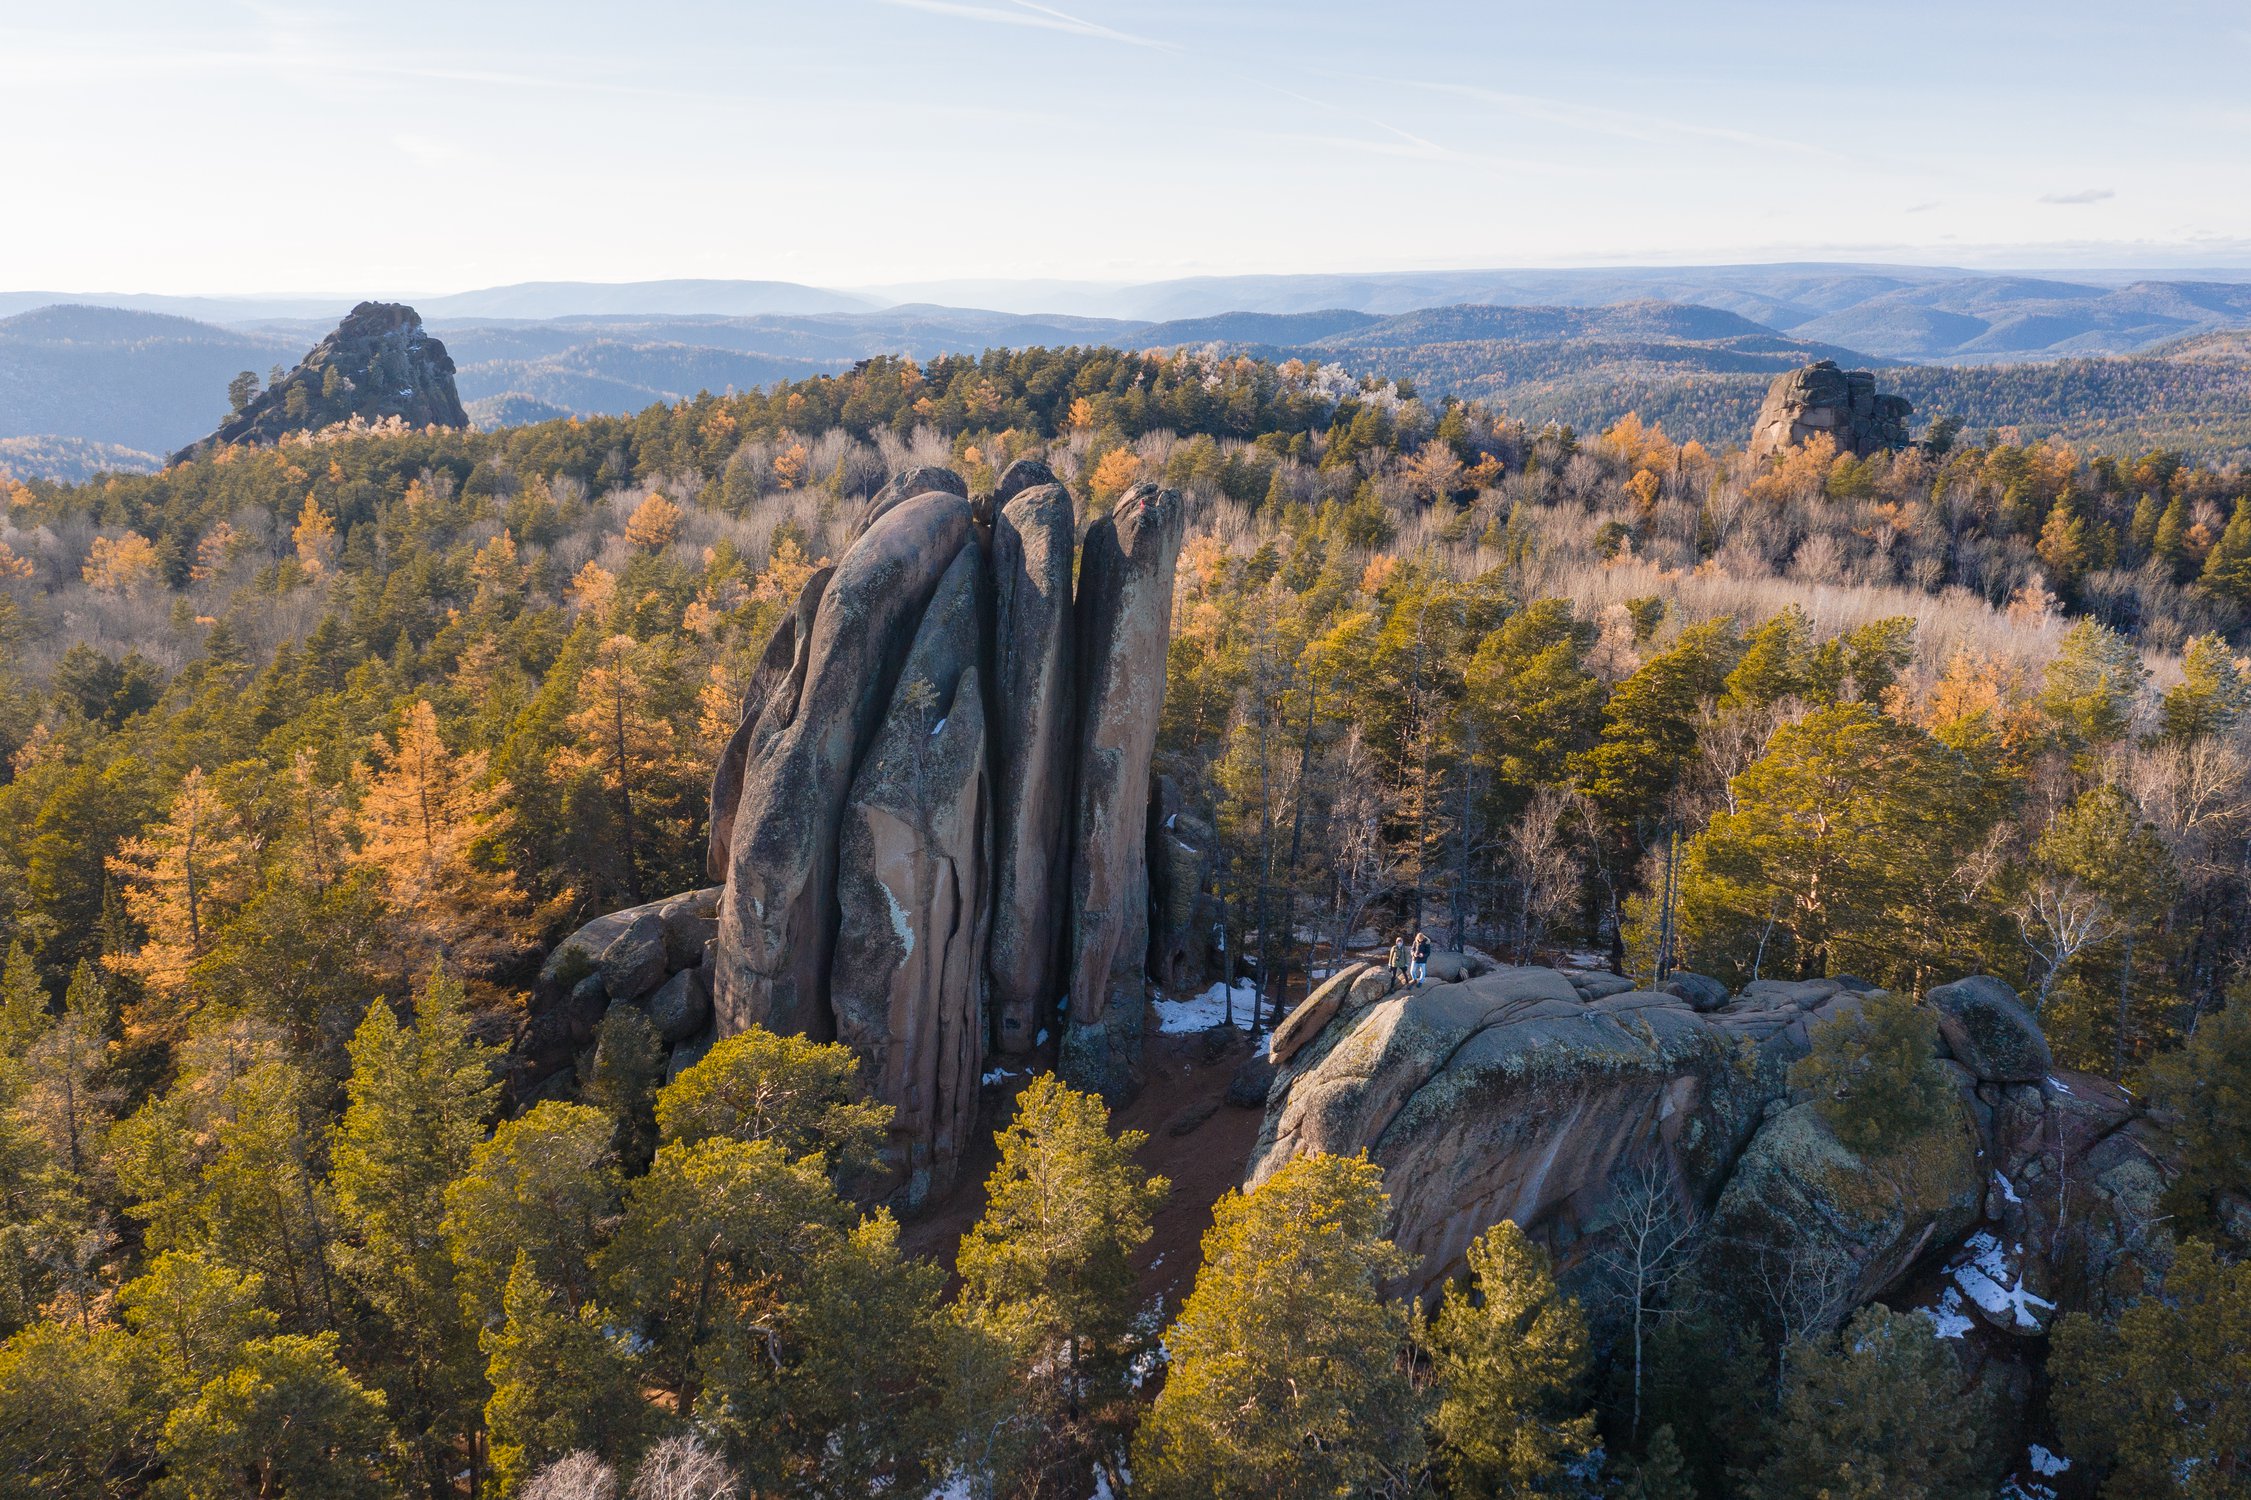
660;889;720;970
169;302;468;464
712;490;974;1042
829;544;992;1209
1927;976;2051;1083
1269;963;1367;1066
1422;949;1494;984
1062;482;1185;1099
1250;968;1787;1301
1693;1093;1985;1339
598;913;670;1003
1660;971;1731;1011
644;966;712;1045
1747;359;1913;462
706;566;832;879
1227;1048;1276;1108
986;476;1077;1054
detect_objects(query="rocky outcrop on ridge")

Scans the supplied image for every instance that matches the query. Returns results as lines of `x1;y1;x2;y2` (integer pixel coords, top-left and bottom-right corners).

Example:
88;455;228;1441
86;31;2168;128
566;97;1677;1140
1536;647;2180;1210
529;463;1188;1209
1250;968;2173;1337
1747;358;1913;462
168;301;467;464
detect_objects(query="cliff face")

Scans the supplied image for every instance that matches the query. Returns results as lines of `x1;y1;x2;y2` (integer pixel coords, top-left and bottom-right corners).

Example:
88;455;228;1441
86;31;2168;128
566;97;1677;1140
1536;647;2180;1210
167;301;467;463
1747;358;1913;462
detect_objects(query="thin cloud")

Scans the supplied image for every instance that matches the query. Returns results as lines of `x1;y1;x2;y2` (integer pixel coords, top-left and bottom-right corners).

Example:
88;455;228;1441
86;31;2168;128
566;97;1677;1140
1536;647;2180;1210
873;0;1173;48
2041;188;2116;205
1906;201;1941;214
1397;78;1842;162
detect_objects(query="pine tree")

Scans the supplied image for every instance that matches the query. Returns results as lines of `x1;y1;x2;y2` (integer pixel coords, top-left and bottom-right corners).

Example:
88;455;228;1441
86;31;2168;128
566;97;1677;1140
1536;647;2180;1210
2152;492;2193;577
350;700;529;978
1623;1423;1696;1500
2160;634;2251;742
1788;991;1955;1155
0;1320;141;1492
954;1075;1169;1484
159;1332;397;1499
2140;984;2251;1230
554;635;698;902
2051;1238;2251;1497
1425;1217;1597;1495
596;1135;846;1413
0;942;45;1054
2198;496;2251;607
442;1100;619;1328
328;967;498;1495
481;1254;646;1496
117;1248;277;1400
1132;1152;1425;1499
1756;1305;1986;1500
655;1026;891;1180
2036;618;2147;752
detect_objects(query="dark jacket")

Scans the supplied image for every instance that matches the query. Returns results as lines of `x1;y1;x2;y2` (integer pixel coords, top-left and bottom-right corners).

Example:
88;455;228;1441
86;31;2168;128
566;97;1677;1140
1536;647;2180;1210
1413;935;1431;962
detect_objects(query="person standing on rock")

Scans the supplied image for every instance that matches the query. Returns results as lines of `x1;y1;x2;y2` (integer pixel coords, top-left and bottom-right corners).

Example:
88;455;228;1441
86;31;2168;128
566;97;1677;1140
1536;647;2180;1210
1411;931;1431;985
1388;935;1411;989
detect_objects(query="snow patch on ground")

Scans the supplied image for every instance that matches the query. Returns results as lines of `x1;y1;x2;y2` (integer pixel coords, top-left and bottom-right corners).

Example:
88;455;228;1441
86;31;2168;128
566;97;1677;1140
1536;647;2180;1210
1920;1285;1975;1340
1946;1231;2054;1330
2028;1444;2070;1477
1994;1171;2022;1204
1152;981;1260;1034
981;1066;1021;1087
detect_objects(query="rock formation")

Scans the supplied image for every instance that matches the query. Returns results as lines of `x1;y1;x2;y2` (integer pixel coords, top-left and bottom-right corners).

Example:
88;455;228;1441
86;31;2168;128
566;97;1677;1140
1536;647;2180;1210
711;490;976;1043
529;463;1189;1208
830;545;991;1207
1062;482;1186;1098
986;463;1077;1055
1747;359;1913;462
169;301;468;464
1250;966;2172;1340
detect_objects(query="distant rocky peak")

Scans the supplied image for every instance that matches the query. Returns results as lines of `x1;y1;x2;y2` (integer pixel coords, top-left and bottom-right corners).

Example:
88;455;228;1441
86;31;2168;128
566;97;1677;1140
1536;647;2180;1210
167;300;468;465
1748;358;1913;461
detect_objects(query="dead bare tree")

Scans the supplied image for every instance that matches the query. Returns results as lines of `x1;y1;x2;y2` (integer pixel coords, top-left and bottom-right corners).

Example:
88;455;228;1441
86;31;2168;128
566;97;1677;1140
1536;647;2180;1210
1327;728;1401;959
2015;874;2112;1013
1504;784;1577;961
1592;1159;1703;1442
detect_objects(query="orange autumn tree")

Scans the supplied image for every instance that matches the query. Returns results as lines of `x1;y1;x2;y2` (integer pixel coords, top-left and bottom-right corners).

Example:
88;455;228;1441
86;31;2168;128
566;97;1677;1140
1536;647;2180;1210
350;700;529;977
105;766;257;1046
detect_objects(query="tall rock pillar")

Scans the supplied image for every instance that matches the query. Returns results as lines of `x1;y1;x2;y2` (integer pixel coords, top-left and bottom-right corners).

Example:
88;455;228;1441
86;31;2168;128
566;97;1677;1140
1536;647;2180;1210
986;466;1077;1055
1061;481;1185;1099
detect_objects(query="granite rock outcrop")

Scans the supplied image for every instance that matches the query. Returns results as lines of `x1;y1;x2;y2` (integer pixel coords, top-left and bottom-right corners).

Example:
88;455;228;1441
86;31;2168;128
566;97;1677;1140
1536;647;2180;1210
528;464;1187;1208
1747;358;1913;462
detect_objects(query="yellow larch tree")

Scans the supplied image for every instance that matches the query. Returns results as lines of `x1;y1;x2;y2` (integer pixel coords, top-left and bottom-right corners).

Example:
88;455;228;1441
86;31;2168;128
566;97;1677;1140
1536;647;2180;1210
1090;446;1143;504
82;532;163;592
292;494;338;575
349;700;528;977
105;767;257;1043
567;561;617;617
623;493;683;550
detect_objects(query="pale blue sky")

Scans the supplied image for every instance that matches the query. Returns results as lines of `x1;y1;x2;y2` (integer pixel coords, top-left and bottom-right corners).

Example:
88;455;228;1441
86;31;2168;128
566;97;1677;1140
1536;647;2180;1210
3;0;2247;295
